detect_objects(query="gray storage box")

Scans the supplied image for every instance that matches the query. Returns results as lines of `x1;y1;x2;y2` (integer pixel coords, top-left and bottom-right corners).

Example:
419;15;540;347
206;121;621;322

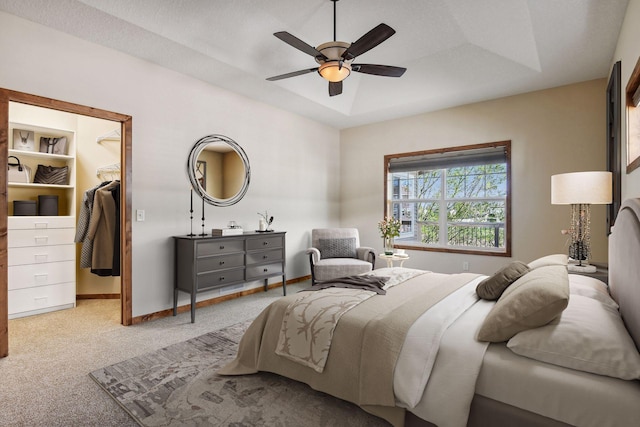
38;195;59;216
14;200;37;216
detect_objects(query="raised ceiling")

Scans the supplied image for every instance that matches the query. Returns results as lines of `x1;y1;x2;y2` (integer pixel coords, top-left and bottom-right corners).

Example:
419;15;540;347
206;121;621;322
0;0;630;129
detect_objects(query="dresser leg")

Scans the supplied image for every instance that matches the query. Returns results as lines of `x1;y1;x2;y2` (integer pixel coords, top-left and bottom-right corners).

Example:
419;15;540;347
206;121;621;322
263;278;268;292
282;275;287;296
190;292;196;323
173;288;178;316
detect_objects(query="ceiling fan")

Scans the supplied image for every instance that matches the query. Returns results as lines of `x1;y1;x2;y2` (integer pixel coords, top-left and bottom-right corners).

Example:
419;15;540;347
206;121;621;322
266;0;406;97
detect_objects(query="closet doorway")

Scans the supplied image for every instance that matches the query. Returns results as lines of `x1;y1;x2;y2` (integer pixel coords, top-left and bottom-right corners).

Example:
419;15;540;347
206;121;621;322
0;89;133;358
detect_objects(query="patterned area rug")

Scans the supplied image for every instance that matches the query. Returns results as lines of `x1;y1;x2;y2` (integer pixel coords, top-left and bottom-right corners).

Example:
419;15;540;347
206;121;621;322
89;320;390;426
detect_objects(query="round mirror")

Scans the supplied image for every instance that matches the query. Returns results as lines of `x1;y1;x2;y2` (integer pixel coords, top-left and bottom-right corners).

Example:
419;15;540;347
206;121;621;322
187;134;250;207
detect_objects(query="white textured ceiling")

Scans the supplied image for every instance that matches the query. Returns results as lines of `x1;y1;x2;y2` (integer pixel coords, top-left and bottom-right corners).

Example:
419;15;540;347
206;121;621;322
0;0;630;129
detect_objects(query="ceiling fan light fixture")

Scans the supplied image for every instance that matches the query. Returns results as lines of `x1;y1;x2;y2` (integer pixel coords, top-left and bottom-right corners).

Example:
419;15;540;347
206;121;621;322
318;61;351;82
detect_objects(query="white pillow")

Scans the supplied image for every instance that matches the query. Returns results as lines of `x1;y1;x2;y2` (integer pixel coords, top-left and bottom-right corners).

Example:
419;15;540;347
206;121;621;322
568;274;618;310
527;254;568;270
507;294;640;380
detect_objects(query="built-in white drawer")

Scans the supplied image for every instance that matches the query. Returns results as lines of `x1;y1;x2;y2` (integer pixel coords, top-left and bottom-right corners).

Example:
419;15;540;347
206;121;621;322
8;228;75;248
8;216;75;230
8;282;76;317
8;244;75;266
8;260;76;290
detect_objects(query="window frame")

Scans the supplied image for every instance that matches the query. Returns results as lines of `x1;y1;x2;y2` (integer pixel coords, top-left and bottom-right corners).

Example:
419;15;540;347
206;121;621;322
383;140;512;257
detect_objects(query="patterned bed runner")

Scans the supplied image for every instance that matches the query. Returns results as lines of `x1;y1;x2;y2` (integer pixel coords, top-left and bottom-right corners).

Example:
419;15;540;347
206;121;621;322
275;269;427;372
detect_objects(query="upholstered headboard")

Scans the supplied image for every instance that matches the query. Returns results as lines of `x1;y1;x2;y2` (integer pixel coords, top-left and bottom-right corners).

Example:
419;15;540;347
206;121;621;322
609;198;640;351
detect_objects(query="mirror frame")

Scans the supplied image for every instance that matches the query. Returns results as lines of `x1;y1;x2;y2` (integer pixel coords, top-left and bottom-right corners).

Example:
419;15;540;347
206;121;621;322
187;134;250;207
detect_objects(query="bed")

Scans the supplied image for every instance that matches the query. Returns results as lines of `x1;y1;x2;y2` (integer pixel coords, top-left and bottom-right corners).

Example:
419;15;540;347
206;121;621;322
220;198;640;427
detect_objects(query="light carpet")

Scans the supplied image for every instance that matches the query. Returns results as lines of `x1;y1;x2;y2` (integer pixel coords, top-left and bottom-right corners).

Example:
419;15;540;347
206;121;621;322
90;320;390;426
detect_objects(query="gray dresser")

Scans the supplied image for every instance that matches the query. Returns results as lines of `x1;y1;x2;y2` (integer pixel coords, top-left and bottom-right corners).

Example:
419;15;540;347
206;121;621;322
173;231;286;322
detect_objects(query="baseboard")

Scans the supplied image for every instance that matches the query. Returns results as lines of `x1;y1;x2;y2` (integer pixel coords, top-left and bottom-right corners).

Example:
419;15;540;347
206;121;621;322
76;294;121;300
130;275;311;325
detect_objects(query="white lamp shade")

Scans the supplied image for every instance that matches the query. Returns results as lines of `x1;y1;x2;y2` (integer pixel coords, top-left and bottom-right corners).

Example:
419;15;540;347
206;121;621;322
551;171;612;205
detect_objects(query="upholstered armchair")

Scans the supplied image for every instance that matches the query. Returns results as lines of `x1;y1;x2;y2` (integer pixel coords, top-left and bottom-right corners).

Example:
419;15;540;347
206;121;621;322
307;228;376;284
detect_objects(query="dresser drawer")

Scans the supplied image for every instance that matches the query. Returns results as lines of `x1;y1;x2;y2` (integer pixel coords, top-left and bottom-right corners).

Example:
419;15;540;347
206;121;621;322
197;253;244;273
246;262;284;280
8;282;75;317
9;244;75;266
197;267;244;291
8;260;76;290
246;248;283;265
8;228;75;248
246;235;283;251
8;216;75;230
196;239;244;256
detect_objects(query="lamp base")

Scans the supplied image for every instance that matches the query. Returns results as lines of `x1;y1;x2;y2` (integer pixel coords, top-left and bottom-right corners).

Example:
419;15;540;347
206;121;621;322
567;263;597;273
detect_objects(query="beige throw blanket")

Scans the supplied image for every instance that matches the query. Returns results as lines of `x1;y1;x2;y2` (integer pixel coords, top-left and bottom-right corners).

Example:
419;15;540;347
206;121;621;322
219;269;479;426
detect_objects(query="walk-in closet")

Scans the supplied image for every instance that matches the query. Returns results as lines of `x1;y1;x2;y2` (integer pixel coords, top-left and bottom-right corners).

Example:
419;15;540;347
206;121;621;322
7;102;122;324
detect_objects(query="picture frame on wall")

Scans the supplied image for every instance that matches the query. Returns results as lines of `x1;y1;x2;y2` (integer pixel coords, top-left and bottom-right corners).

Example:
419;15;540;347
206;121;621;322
607;61;622;234
626;57;640;174
12;129;35;151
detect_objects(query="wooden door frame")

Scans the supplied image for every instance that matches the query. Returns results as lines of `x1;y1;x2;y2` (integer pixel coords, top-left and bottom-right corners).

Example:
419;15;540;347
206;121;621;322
0;89;133;358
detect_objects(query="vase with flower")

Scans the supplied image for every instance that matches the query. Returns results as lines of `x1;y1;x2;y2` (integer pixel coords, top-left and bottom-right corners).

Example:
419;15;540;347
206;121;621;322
378;216;401;255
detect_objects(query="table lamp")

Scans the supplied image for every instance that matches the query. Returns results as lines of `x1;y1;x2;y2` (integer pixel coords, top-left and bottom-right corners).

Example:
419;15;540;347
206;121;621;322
551;171;612;273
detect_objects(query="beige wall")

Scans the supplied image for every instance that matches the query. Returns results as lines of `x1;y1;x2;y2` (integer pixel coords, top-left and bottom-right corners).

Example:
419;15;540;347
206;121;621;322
341;79;608;274
613;0;640;200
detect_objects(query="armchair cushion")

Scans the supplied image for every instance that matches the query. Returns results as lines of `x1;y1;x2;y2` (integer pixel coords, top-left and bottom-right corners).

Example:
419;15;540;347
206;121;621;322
318;237;357;259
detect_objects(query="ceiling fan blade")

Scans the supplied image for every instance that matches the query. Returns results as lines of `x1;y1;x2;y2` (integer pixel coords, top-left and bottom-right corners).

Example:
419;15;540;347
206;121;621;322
329;81;343;97
341;23;396;61
266;68;319;81
274;31;327;60
352;64;406;77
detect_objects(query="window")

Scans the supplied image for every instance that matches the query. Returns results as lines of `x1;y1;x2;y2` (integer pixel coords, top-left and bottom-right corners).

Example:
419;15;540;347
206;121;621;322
384;141;511;256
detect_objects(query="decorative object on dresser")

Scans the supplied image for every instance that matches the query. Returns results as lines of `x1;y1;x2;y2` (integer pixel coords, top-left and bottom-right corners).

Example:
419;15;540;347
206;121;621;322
174;232;286;323
551;171;612;273
307;228;375;284
257;210;274;232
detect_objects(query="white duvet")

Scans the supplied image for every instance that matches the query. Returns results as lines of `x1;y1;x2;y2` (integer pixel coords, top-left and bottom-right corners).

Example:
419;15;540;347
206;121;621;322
393;276;493;427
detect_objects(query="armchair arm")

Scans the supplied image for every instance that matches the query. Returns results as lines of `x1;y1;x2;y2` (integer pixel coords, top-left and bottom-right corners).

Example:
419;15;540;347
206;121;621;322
306;247;321;265
357;246;376;266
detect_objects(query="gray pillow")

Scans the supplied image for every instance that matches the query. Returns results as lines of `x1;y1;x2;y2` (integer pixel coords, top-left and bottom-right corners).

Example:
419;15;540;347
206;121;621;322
477;265;570;342
318;238;357;259
476;261;530;300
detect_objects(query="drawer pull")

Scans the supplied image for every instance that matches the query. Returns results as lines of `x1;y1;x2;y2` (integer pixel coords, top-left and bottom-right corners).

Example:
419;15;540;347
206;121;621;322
219;276;225;281
34;254;48;262
219;261;225;265
34;236;48;244
219;245;225;250
263;241;269;246
34;222;49;229
263;268;269;272
34;274;48;283
263;255;268;259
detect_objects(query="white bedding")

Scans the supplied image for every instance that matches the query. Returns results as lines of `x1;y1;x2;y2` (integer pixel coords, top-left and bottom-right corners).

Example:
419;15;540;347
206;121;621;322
396;272;640;427
477;343;640;427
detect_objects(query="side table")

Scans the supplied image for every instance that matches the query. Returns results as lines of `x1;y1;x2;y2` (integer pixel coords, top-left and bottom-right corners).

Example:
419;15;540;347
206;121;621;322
569;262;608;285
379;253;410;268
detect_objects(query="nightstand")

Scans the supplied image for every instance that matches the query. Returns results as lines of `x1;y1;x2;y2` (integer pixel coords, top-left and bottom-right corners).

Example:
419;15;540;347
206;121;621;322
569;262;608;285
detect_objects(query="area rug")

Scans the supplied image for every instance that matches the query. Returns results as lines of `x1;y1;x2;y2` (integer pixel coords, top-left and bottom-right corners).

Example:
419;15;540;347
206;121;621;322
89;320;390;426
